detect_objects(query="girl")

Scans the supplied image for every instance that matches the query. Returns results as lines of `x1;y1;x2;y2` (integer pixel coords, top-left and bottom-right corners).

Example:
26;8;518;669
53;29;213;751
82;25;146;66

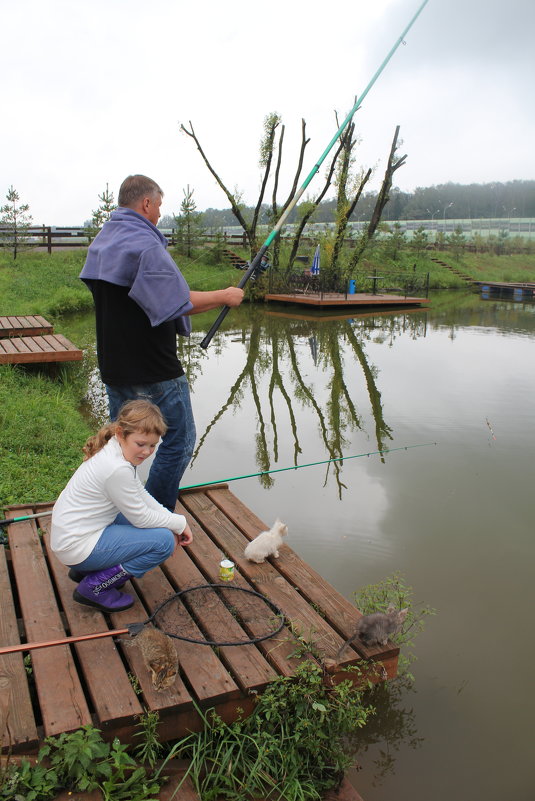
51;399;193;613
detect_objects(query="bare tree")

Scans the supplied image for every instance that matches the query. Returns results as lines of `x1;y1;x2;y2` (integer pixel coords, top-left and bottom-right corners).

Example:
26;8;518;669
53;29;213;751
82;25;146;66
325;110;374;276
349;126;407;269
181;115;281;255
181;114;312;262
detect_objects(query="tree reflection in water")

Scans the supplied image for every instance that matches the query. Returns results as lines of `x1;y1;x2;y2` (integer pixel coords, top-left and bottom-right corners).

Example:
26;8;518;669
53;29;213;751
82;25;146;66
179;308;428;497
354;676;424;785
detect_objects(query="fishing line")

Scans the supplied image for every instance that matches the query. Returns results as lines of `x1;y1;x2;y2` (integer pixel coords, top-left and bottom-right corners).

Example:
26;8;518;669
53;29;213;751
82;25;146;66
199;0;430;348
181;442;437;491
0;443;436;526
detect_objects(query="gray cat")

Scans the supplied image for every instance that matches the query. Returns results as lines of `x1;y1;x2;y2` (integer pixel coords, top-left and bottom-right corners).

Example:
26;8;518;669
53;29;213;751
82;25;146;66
132;625;179;691
337;604;408;658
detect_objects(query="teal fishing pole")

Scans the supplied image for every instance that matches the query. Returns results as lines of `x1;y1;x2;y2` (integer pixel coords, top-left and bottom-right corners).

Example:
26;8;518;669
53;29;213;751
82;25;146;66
181;442;436;490
0;443;436;526
200;0;430;349
0;509;53;528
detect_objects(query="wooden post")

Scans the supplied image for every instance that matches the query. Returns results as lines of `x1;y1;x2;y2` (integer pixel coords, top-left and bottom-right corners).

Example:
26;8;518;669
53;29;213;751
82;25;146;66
46;227;52;255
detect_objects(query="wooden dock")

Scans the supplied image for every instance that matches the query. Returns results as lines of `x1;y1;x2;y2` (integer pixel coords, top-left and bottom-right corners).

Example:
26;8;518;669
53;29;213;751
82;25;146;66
475;280;535;301
0;333;83;365
0;315;54;338
0;486;399;755
265;291;430;308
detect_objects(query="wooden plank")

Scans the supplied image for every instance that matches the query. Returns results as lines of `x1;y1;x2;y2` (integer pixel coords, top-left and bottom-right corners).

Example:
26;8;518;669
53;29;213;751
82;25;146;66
0;547;38;752
8;515;92;736
163;525;277;692
179;492;350;664
208;487;399;668
0;339;18;354
41;525;144;727
32;335;55;352
10;338;32;354
175;499;307;677
132;567;242;705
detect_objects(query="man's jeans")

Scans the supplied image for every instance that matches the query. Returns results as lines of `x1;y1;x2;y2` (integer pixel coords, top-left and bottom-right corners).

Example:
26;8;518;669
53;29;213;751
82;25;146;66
106;375;196;511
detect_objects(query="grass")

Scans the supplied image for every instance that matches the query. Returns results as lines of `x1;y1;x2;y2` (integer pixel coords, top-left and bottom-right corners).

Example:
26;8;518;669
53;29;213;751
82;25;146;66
0;365;92;506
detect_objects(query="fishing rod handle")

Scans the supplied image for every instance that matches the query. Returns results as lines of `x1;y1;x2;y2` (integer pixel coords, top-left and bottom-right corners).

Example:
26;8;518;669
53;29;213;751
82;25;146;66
200;247;267;349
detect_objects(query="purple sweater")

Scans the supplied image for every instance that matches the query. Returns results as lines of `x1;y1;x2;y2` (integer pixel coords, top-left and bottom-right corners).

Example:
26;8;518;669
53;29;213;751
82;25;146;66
80;207;192;335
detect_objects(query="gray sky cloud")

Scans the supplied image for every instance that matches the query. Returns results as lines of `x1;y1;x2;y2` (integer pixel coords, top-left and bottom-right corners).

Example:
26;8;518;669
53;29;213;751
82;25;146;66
1;0;533;224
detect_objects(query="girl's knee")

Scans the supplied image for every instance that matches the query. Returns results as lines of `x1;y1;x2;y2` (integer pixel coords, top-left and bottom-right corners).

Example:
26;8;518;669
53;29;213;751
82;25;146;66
160;529;175;560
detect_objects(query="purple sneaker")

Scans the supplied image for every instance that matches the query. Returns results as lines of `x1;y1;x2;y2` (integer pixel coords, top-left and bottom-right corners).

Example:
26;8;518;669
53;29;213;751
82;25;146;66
73;565;134;612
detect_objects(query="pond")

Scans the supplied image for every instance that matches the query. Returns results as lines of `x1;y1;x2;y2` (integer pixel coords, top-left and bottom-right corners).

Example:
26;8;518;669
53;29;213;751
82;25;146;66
71;289;534;801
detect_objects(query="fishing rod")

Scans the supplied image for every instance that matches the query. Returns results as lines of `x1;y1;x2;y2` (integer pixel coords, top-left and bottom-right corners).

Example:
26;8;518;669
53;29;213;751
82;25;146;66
199;0;430;349
0;509;53;528
0;443;436;526
181;442;437;491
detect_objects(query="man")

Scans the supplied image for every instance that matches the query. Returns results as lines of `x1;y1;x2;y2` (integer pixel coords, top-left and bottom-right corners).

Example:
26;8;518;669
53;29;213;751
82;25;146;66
80;174;243;511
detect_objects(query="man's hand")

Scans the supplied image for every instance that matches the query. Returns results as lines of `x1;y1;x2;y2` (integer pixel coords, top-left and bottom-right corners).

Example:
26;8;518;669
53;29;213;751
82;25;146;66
223;287;244;307
188;287;244;314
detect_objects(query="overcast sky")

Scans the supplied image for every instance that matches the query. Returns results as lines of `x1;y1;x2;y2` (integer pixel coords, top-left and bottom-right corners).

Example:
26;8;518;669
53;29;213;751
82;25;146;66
2;0;533;225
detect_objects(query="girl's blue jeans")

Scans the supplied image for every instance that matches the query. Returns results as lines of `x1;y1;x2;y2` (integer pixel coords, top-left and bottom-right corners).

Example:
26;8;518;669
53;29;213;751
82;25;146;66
71;513;175;577
105;375;196;512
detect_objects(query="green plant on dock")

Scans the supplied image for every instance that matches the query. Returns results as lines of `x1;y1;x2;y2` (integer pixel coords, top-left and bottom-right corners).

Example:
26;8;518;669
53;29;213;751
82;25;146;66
353;571;436;679
157;661;374;801
0;723;161;801
132;710;163;769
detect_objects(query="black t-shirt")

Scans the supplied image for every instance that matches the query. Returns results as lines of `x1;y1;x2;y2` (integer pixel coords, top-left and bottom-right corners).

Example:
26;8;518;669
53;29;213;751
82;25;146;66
88;280;184;385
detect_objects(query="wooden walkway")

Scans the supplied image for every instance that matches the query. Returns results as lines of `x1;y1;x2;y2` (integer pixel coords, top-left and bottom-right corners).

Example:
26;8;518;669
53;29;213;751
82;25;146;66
265;291;430;308
475;280;535;301
0;486;399;755
0;333;83;365
0;314;82;365
0;315;54;338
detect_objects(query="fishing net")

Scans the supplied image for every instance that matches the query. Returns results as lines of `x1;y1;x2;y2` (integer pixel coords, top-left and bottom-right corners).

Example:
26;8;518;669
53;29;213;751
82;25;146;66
127;583;285;647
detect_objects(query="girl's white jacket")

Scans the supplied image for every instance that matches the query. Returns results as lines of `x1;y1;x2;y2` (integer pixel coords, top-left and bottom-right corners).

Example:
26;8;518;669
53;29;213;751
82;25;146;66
51;435;187;566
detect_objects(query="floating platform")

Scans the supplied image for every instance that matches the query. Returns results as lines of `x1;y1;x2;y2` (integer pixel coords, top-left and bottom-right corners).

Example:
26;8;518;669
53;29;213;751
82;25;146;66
264;291;430;308
0;486;399;755
0;333;83;365
0;315;54;338
474;280;535;301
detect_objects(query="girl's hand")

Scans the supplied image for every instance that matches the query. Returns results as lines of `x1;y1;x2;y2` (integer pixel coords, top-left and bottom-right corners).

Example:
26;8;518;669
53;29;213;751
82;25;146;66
173;523;193;551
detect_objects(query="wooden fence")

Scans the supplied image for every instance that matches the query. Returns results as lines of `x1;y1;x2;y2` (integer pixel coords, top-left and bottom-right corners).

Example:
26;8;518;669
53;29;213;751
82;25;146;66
0;227;252;253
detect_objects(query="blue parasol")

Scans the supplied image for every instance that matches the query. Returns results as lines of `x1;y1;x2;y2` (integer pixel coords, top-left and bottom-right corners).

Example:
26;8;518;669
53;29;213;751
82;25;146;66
311;244;320;275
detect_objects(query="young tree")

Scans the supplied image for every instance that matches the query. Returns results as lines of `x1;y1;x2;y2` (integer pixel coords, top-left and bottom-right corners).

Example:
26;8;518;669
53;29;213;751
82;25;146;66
410;225;429;259
0;185;33;260
448;225;466;260
91;183;116;231
175;185;204;258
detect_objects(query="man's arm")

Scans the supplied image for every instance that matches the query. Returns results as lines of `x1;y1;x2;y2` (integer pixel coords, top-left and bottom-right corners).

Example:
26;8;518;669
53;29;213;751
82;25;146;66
187;287;244;315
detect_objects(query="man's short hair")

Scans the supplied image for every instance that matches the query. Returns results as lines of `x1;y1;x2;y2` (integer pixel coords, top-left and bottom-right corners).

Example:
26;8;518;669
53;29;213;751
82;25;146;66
118;175;164;208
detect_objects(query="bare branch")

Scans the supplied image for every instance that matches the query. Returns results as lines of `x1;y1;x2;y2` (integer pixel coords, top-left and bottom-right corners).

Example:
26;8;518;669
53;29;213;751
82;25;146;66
180;121;254;249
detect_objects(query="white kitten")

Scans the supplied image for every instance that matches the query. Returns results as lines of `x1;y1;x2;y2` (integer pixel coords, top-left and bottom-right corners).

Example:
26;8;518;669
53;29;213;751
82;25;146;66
244;519;288;563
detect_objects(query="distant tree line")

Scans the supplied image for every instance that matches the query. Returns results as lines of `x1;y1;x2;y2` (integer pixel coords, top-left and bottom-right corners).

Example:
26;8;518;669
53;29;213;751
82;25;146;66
175;180;535;230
